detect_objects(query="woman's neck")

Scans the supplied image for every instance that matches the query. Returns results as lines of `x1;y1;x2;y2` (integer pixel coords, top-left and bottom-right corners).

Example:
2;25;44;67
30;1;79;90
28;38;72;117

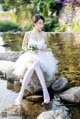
32;28;42;33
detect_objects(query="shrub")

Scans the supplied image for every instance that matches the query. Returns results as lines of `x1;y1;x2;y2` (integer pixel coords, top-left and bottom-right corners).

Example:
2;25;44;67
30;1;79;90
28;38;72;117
70;21;80;32
23;23;32;31
55;24;67;32
0;21;22;32
44;17;58;32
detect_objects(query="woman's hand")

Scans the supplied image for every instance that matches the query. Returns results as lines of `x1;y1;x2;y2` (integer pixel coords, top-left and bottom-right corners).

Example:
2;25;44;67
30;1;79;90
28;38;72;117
41;48;47;52
32;50;39;54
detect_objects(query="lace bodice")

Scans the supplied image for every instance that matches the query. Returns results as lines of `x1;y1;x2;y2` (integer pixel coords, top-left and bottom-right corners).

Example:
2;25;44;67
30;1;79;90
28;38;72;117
22;31;47;51
28;38;45;50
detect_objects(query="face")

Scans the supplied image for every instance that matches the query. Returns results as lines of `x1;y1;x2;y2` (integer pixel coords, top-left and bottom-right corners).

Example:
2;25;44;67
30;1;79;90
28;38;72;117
34;19;44;32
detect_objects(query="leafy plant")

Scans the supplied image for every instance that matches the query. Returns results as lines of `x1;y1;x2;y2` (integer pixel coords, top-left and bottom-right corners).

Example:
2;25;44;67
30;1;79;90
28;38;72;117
23;23;32;31
70;21;80;32
44;17;58;31
27;44;39;51
0;21;22;32
55;24;67;32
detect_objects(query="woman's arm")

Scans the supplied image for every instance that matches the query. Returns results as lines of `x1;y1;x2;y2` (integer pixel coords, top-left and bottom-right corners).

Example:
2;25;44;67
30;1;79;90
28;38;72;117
22;32;29;51
42;32;48;51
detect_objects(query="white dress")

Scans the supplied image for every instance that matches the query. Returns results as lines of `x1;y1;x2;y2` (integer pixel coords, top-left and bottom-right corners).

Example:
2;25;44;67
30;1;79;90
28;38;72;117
13;33;58;81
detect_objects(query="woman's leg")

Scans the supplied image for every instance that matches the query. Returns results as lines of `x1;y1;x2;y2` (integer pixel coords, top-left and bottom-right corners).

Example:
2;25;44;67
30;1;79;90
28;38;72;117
15;62;34;105
32;61;50;104
15;61;50;105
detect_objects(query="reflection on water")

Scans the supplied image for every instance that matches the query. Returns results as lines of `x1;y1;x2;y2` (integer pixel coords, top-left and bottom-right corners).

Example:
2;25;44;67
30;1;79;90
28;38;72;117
47;33;80;87
0;33;11;52
1;32;23;51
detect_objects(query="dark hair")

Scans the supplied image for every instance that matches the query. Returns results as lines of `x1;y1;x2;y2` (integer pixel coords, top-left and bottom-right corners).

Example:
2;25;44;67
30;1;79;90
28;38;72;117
33;14;45;26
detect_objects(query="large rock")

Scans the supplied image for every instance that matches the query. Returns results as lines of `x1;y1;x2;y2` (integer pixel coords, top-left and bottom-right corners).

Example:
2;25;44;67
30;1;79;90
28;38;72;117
6;65;19;82
26;95;43;102
7;80;14;90
37;108;71;119
0;60;15;79
58;4;80;25
0;60;55;94
13;81;21;92
2;104;25;116
0;51;23;62
51;77;68;92
37;95;72;119
20;71;55;94
59;87;80;103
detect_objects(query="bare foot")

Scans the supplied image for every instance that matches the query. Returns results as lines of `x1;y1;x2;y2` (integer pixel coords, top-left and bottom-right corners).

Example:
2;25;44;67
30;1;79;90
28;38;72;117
15;98;22;105
42;101;51;106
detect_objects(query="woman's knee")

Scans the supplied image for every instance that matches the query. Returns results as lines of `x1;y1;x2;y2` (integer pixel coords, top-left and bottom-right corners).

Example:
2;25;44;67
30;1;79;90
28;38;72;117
26;61;34;69
32;61;40;69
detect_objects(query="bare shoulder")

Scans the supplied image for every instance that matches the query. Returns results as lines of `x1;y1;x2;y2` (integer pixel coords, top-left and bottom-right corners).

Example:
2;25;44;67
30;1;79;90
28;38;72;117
25;31;30;35
42;31;48;38
42;31;48;39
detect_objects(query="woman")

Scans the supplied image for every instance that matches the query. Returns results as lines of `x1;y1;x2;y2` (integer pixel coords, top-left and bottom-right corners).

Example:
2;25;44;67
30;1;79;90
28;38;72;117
13;14;58;105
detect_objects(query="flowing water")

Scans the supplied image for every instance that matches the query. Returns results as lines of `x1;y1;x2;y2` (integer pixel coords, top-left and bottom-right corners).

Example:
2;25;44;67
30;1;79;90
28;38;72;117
0;79;18;111
0;32;80;119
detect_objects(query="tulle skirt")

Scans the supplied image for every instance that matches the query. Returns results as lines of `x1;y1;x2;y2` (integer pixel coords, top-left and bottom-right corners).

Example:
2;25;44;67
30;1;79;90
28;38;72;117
13;50;59;81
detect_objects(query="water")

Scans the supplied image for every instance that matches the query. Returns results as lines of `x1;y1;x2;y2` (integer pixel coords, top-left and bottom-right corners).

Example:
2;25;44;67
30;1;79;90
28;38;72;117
0;79;18;111
0;32;80;119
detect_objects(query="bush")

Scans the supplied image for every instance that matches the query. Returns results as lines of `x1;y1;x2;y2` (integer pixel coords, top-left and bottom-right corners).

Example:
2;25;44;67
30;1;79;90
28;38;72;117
70;21;80;32
55;24;67;32
44;17;58;32
23;23;32;31
0;21;22;32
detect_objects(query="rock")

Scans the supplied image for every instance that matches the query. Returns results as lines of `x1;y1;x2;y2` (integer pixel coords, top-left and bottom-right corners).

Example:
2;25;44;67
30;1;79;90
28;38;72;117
58;5;80;26
59;87;80;103
14;81;21;92
0;59;55;95
6;64;19;82
22;99;43;118
0;60;15;79
37;95;71;119
7;80;14;90
23;89;32;97
51;77;68;92
0;71;5;78
37;107;71;119
26;95;43;102
2;104;25;116
0;51;23;62
21;71;55;94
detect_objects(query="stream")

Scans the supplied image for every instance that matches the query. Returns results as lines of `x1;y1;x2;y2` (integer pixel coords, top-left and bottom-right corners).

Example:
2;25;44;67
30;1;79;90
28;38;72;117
0;32;80;119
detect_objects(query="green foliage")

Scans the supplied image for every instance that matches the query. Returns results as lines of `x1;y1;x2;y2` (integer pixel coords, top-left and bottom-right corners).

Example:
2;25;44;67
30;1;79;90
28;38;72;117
2;4;9;11
44;17;58;32
23;23;32;31
55;24;67;32
2;33;23;51
70;21;80;32
0;0;57;27
27;44;39;51
65;4;72;10
0;21;22;32
1;0;31;11
55;21;80;32
1;0;32;23
35;0;56;16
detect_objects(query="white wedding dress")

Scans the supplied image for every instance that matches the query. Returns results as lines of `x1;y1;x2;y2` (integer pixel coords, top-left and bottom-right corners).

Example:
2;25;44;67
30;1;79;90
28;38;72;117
13;31;59;105
14;34;58;81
